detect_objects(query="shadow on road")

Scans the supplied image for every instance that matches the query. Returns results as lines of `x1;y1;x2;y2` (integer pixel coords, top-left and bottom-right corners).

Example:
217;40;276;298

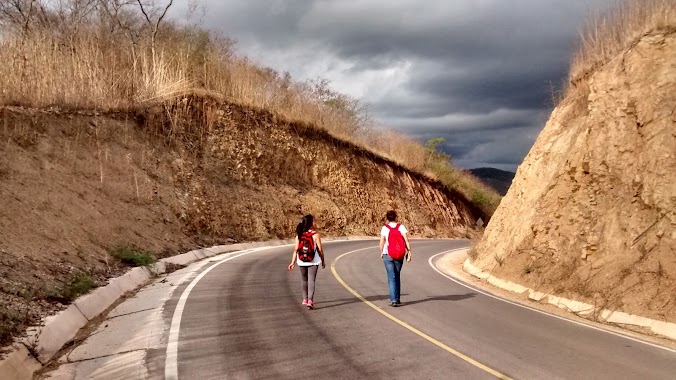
399;293;476;306
317;294;402;309
318;293;476;309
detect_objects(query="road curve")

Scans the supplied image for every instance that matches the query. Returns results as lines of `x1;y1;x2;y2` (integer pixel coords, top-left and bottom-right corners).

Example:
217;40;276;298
160;239;676;379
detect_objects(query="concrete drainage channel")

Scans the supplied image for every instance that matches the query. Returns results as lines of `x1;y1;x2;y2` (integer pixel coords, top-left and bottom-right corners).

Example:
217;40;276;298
0;237;375;380
461;258;676;342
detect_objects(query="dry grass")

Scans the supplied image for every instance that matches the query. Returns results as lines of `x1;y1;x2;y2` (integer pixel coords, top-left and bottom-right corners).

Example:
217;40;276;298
364;129;427;171
0;1;500;216
570;0;676;84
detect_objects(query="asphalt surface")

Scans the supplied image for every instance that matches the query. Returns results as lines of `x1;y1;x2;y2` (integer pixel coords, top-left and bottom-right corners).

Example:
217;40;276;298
161;239;676;379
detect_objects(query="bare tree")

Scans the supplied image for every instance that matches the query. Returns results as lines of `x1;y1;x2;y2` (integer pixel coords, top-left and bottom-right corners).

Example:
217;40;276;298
98;0;141;41
98;0;143;72
184;0;204;26
135;0;171;65
307;77;372;135
1;0;101;38
52;0;98;38
0;0;49;35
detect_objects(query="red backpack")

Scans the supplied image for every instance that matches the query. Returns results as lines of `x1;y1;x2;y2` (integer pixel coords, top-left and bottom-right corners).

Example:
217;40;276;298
296;231;317;262
386;224;406;260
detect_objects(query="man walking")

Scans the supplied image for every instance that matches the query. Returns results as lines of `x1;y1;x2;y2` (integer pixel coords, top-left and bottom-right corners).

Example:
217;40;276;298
379;210;412;306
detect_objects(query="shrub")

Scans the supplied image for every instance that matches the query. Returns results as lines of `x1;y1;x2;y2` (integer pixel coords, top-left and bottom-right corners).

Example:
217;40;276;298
467;247;479;261
423;138;501;217
46;271;95;303
112;244;156;267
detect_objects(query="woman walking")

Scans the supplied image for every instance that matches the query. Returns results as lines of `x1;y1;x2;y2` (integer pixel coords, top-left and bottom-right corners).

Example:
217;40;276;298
380;210;412;307
288;214;325;309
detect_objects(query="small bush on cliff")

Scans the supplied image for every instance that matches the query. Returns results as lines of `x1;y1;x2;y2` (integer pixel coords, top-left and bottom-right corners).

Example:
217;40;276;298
0;289;43;348
112;244;156;267
46;272;95;304
467;247;479;261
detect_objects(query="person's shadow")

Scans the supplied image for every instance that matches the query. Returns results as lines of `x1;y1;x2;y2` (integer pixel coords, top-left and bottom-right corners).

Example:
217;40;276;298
319;293;476;309
398;293;476;306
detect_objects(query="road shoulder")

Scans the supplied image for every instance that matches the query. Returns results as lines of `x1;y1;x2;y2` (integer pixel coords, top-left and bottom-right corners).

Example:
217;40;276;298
434;249;676;352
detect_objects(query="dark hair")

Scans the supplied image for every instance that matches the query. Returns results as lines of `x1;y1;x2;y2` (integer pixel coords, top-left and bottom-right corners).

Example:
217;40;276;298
296;214;314;239
386;210;397;222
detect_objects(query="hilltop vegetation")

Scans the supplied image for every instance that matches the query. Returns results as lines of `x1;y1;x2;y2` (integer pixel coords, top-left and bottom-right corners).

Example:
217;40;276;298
561;0;676;100
467;168;515;196
0;0;499;215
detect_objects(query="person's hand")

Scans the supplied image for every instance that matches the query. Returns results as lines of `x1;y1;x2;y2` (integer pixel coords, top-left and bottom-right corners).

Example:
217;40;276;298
406;252;412;262
288;263;295;271
321;261;326;269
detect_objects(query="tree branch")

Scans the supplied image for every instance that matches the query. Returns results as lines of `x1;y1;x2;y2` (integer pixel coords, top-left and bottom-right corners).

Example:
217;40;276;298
135;0;150;25
154;0;171;30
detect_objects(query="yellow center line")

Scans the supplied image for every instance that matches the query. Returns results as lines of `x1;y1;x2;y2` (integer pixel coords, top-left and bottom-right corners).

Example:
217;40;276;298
331;247;513;380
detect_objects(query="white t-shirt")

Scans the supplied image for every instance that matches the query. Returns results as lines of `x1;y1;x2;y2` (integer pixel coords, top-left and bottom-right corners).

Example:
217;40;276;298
297;232;322;266
380;223;408;257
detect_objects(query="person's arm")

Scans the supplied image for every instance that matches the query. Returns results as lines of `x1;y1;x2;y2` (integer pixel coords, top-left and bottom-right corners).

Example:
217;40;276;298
403;233;412;262
315;233;325;269
379;234;386;257
288;236;298;270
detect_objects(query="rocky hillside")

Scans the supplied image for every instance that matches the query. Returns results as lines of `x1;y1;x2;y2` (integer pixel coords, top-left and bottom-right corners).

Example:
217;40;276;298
467;168;515;195
0;98;480;346
472;30;676;322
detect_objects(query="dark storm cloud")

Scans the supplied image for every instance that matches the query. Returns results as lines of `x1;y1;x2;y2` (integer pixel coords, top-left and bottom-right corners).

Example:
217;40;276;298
172;0;614;171
388;109;543;134
409;58;568;114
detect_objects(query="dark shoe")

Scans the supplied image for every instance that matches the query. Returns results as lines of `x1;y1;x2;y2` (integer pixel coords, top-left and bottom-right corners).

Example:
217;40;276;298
395;300;402;306
388;301;397;307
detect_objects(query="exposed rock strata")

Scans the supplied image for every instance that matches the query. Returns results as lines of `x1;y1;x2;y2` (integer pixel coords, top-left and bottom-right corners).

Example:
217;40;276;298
474;32;676;321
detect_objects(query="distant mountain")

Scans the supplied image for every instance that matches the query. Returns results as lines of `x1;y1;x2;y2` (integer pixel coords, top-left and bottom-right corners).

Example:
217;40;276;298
467;167;515;196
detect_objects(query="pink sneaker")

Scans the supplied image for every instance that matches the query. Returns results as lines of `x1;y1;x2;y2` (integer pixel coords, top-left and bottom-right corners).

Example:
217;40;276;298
306;300;314;309
302;299;308;306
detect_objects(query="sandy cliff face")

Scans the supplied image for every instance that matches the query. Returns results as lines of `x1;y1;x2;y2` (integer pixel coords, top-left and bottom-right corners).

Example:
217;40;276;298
176;103;478;240
474;32;676;321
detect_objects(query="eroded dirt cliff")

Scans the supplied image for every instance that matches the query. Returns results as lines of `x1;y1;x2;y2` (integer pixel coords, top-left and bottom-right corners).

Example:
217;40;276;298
473;32;676;321
0;100;479;345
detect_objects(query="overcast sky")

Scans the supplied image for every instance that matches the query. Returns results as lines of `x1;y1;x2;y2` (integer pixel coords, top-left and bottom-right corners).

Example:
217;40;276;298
171;0;615;172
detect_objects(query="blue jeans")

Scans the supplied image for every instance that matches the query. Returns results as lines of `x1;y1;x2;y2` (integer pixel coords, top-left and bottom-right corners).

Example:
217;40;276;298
383;254;404;302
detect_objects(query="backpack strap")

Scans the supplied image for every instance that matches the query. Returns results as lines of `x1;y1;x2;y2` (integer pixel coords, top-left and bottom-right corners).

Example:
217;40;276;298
385;224;400;231
309;231;318;252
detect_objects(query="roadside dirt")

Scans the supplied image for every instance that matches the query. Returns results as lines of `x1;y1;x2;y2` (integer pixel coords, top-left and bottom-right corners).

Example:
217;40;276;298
0;108;202;349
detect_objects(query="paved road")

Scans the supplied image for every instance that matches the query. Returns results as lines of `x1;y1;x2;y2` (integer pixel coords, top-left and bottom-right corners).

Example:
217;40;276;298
160;239;676;379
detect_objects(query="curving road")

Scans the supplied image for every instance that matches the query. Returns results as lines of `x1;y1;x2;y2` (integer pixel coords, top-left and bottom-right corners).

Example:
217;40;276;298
159;240;676;379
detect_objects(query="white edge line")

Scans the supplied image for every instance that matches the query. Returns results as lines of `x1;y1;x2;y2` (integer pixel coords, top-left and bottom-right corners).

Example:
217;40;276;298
428;250;676;354
164;246;282;379
163;239;370;379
